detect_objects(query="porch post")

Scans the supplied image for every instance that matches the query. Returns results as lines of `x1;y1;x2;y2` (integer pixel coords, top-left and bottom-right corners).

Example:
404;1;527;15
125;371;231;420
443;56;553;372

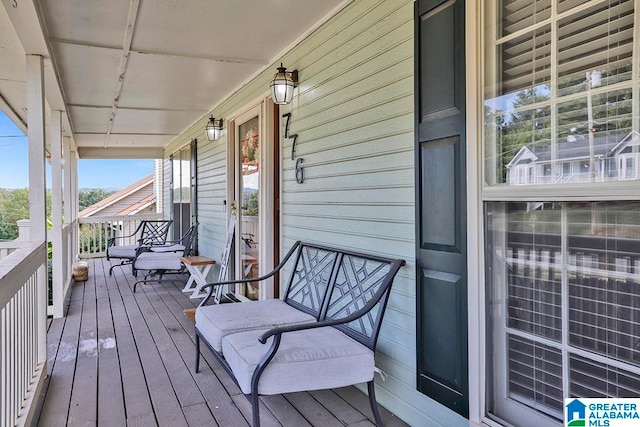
26;54;47;242
51;110;64;318
63;137;72;222
70;144;79;260
63;135;78;266
26;54;48;364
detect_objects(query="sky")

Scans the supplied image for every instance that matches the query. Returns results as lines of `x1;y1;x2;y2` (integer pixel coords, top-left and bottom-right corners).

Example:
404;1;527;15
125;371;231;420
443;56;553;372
0;111;154;189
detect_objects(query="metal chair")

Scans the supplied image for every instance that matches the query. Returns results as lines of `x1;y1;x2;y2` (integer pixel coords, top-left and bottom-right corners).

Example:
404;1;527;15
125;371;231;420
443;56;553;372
106;219;173;276
132;224;197;292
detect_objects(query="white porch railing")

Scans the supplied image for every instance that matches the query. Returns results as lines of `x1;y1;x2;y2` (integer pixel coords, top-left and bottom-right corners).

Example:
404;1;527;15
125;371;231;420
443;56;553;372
48;222;76;317
0;220;33;261
0;242;48;427
0;241;23;260
78;213;163;259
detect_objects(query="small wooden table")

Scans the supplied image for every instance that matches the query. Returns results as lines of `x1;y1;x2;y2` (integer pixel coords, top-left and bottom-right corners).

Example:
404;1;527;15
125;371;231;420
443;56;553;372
180;256;216;299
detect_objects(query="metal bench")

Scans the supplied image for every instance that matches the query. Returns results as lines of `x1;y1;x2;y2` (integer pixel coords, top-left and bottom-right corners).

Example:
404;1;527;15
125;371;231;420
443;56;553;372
194;241;405;427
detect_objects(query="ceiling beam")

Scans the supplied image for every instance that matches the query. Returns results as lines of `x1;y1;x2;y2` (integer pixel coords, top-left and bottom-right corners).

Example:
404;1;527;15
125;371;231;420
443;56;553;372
77;146;163;159
50;38;269;65
104;0;141;148
68;103;207;113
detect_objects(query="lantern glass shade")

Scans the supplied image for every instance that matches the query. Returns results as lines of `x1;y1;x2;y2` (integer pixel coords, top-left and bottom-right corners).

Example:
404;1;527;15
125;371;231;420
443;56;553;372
270;64;297;105
205;117;223;141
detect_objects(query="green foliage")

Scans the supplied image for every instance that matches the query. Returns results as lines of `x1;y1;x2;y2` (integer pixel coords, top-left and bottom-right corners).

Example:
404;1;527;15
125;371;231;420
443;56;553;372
79;188;113;211
0;188;51;241
243;191;259;216
78;223;110;255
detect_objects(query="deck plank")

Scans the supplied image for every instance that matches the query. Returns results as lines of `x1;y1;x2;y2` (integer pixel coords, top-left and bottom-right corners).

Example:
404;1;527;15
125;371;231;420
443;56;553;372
333;387;406;427
309;389;369;425
132;286;207;409
283;392;343;427
103;259;156;423
38;281;84;427
140;281;248;427
67;261;98;425
94;259;127;426
261;395;311;427
113;266;189;427
36;258;409;427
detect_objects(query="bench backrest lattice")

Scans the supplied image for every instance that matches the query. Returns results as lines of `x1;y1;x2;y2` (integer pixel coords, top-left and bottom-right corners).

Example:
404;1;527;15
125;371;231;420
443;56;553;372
139;220;173;245
283;245;337;318
282;243;403;350
323;254;393;350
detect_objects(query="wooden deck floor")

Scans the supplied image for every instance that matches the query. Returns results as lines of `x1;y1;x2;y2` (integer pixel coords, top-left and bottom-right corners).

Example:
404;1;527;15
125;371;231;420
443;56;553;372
35;258;408;427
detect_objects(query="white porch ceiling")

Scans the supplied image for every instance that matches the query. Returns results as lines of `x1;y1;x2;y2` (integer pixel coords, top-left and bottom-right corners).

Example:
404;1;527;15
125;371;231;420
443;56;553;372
0;0;346;158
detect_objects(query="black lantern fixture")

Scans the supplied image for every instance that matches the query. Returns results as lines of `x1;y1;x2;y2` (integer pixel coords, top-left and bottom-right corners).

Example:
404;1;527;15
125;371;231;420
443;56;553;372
270;63;298;105
205;116;223;141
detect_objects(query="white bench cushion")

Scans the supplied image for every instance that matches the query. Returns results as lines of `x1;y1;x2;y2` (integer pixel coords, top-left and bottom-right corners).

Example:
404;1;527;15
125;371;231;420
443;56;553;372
107;244;137;259
133;251;183;271
195;299;315;352
222;327;374;395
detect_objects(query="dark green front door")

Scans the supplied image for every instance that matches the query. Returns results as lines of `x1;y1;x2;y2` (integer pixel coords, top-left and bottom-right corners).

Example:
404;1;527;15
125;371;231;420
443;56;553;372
415;0;468;417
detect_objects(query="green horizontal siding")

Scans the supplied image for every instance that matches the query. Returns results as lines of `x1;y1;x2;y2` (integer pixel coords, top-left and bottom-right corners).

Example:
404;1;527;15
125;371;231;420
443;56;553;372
163;1;469;425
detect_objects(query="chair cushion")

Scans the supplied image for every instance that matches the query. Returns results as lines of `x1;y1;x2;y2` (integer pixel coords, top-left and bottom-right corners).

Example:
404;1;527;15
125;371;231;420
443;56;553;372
195;299;315;352
222;327;374;395
107;244;137;259
134;251;183;271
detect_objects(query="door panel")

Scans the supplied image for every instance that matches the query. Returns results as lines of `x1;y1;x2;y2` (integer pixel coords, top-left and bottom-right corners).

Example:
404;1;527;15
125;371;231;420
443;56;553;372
415;0;468;417
171;143;195;247
236;113;261;300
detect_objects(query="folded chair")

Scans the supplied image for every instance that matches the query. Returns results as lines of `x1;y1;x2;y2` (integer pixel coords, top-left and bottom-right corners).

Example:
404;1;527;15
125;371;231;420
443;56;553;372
132;224;197;292
106;219;172;276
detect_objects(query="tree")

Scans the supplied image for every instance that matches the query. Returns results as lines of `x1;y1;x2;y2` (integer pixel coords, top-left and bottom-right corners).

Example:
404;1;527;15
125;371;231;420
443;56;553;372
0;188;51;240
79;188;112;211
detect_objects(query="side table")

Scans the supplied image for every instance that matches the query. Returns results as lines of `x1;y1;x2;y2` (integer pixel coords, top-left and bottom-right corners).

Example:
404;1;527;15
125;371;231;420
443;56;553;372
180;255;216;299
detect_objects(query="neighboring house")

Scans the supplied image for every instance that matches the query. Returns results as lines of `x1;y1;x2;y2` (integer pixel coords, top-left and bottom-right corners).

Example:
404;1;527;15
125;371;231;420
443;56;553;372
507;130;640;184
78;174;156;218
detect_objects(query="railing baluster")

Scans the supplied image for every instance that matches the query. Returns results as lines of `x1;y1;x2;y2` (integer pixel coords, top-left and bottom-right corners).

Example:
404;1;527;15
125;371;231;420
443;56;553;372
0;243;48;426
77;213;162;259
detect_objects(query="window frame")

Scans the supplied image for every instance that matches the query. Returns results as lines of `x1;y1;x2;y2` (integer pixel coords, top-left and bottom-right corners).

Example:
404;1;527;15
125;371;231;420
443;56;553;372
475;1;640;426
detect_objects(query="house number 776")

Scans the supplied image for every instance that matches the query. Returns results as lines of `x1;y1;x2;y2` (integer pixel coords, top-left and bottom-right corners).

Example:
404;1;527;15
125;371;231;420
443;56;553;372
282;113;304;184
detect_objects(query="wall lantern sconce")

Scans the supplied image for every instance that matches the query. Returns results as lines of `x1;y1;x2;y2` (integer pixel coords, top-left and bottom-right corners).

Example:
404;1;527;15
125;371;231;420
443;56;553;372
270;63;298;105
205;116;223;141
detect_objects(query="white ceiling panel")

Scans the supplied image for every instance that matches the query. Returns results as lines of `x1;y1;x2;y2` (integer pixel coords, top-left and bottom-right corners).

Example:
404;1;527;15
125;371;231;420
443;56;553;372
111;108;203;135
40;0;131;48
68;106;111;133
118;52;255;110
0;5;26;82
131;0;343;61
52;42;122;106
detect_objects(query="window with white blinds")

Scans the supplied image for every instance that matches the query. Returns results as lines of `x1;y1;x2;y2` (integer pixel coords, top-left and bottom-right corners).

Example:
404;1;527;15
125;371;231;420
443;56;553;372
483;2;640;426
486;202;640;425
484;0;637;187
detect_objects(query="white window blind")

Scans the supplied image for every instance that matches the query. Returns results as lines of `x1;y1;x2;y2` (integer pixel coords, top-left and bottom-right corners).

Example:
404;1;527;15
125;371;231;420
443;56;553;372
485;0;637;187
483;1;640;426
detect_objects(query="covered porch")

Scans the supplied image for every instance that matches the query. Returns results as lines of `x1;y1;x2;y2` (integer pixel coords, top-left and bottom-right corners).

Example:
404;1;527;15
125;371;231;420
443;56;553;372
1;0;429;426
37;258;407;427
